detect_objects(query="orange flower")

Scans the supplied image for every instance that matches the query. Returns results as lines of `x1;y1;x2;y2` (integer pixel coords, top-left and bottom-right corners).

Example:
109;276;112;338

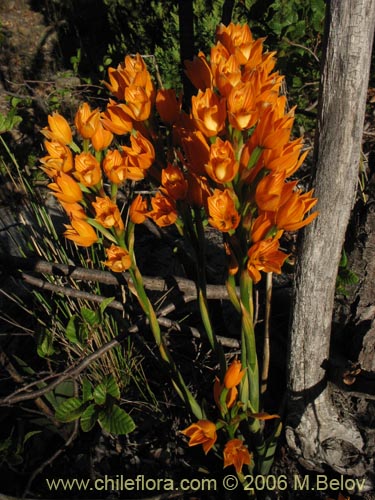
73;152;101;187
74;102;100;139
48;172;83;204
213;377;238;411
91;121;113;151
181;420;217;454
216;22;254;65
184;51;213;90
211;51;242;97
41;112;72;145
103;149;127;184
275;182;318;232
129;194;148;224
161;163;188;200
104;66;128;100
191;88;226;137
223;359;246;389
121;131;155;174
156;88;182;124
148;192;177;227
247;238;288;283
122;85;152;121
104;245;132;272
121;53;154;98
205;138;239;184
40;140;73;177
60;201;87;220
101;100;133;135
92;196;124;231
227;81;258;130
264;137;309;177
207;189;240;233
255;170;286;212
223;439;252;474
251;212;276;243
63;218;98;247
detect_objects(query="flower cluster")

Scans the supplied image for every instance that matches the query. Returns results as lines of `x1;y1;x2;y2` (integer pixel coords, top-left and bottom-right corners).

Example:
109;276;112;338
182;360;252;474
39;21;317;484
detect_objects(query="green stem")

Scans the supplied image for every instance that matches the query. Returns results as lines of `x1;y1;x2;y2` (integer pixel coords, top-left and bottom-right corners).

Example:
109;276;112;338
239;268;259;413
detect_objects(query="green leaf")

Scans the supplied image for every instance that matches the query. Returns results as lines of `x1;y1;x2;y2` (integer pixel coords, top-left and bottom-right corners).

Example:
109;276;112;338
99;297;115;316
55;397;85;423
98;404;136;435
65;315;80;344
82;378;93;403
80;404;99;432
81;307;100;326
37;328;55;358
93;375;120;405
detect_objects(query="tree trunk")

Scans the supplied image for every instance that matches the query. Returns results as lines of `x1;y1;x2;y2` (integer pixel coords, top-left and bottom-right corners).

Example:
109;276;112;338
286;0;375;478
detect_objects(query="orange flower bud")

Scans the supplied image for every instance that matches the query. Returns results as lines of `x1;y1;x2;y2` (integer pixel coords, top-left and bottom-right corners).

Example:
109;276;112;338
64;218;98;247
212;52;242;97
223;439;252;474
223;359;245;389
247;238;288;283
184;51;213;90
205;138;239;184
103;245;132;272
251;212;276;243
129;194;148;224
73;152;102;187
207;188;240;233
191;88;226;137
213;376;238;411
227;81;258;131
41;112;72;145
74;102;100;139
40;140;73;177
92;196;124;231
103;149;127;185
148;192;177;227
161;163;187;200
91;121;113;151
156;88;182;124
48;172;83;204
101;99;133;135
181;420;217;455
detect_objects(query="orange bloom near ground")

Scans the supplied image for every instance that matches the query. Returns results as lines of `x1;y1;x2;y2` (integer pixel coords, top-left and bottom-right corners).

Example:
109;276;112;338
223;359;246;389
161;163;188;200
223;439;252;474
181;420;217;454
40;140;73;177
104;245;132;272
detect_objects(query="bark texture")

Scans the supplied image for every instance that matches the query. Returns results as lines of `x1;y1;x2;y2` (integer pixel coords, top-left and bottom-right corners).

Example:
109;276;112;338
286;0;375;479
